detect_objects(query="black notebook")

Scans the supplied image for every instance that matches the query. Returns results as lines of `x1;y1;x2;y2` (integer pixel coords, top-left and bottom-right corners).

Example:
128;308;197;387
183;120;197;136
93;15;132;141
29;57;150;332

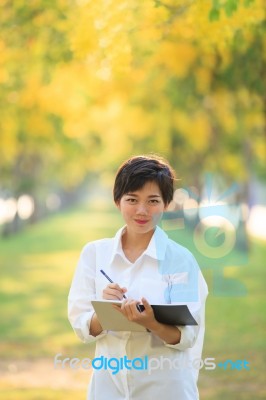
91;300;197;332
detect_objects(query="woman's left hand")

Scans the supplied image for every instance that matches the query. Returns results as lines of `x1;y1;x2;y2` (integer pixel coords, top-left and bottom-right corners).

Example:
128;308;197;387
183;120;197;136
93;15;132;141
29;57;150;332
113;297;158;331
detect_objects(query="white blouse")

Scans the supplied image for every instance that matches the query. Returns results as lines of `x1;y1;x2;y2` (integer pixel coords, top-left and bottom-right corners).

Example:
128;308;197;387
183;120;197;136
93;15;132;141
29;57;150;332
68;226;208;400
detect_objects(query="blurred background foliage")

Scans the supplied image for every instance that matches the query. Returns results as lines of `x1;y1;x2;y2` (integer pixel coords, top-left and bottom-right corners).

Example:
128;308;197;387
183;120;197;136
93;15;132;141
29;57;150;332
0;0;265;230
0;1;266;398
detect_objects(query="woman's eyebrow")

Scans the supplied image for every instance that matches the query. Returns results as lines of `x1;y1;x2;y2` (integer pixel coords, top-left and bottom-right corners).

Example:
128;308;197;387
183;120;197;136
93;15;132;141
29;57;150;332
125;193;161;198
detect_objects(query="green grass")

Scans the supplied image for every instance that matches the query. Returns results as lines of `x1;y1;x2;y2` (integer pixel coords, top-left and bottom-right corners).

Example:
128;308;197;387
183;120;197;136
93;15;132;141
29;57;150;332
0;389;85;400
0;202;123;359
0;202;265;399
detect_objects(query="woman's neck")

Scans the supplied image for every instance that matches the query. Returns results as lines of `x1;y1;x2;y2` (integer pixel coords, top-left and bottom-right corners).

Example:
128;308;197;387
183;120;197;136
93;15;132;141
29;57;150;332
121;228;154;263
122;227;155;251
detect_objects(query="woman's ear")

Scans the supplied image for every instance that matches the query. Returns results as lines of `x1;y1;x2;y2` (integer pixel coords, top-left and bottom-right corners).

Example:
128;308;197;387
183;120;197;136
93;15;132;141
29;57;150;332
115;201;120;210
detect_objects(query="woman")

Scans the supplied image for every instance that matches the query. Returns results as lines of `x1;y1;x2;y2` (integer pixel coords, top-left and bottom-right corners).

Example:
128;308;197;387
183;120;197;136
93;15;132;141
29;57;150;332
68;154;208;400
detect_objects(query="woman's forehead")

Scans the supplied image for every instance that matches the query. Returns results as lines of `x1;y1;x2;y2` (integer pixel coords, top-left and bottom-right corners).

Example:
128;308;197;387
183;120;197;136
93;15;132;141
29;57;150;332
125;181;162;196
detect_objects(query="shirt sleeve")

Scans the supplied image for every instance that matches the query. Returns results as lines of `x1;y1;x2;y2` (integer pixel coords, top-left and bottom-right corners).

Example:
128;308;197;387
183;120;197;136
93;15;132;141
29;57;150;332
163;253;208;351
68;242;107;343
163;313;200;351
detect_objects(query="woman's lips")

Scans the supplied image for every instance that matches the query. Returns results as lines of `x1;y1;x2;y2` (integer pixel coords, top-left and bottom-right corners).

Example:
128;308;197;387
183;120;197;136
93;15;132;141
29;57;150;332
135;219;149;225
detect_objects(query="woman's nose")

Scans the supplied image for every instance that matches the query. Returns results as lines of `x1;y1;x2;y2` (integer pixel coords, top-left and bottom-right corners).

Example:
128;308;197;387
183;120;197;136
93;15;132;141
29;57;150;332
136;203;148;215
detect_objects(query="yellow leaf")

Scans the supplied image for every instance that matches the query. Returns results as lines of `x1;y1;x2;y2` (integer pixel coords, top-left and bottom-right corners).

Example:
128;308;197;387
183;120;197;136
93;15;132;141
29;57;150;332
157;41;197;78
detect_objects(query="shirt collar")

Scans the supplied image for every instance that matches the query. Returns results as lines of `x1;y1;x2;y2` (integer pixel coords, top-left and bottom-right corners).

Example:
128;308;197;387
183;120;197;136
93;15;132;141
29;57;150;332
145;225;168;260
110;225;168;264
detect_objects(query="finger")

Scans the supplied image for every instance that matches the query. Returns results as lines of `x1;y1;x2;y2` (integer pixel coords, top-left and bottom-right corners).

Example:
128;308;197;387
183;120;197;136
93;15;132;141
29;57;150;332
122;300;136;319
128;300;142;318
141;297;152;310
107;283;124;291
108;284;127;299
103;287;121;296
103;287;125;300
103;293;122;300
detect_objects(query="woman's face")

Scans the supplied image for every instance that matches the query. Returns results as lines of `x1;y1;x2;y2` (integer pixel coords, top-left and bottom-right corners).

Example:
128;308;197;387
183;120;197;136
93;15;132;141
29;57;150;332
116;181;167;235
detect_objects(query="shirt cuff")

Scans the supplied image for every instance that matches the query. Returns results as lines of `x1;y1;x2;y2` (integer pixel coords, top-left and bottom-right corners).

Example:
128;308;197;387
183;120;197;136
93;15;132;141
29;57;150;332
79;312;107;343
163;325;198;351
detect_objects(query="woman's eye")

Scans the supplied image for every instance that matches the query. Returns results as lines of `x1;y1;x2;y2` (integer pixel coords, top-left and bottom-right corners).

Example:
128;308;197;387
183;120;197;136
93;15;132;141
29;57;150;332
125;198;160;204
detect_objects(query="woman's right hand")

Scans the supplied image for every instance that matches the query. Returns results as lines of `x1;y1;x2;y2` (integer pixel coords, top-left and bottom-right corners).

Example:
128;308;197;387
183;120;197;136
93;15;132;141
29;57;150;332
102;283;127;300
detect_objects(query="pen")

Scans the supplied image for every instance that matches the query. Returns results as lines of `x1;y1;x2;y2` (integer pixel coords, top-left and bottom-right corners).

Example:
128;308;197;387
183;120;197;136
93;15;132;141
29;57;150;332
100;269;127;299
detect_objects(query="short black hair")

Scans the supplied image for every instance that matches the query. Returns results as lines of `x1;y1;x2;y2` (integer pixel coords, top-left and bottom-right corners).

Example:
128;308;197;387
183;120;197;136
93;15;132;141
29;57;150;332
113;155;176;205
